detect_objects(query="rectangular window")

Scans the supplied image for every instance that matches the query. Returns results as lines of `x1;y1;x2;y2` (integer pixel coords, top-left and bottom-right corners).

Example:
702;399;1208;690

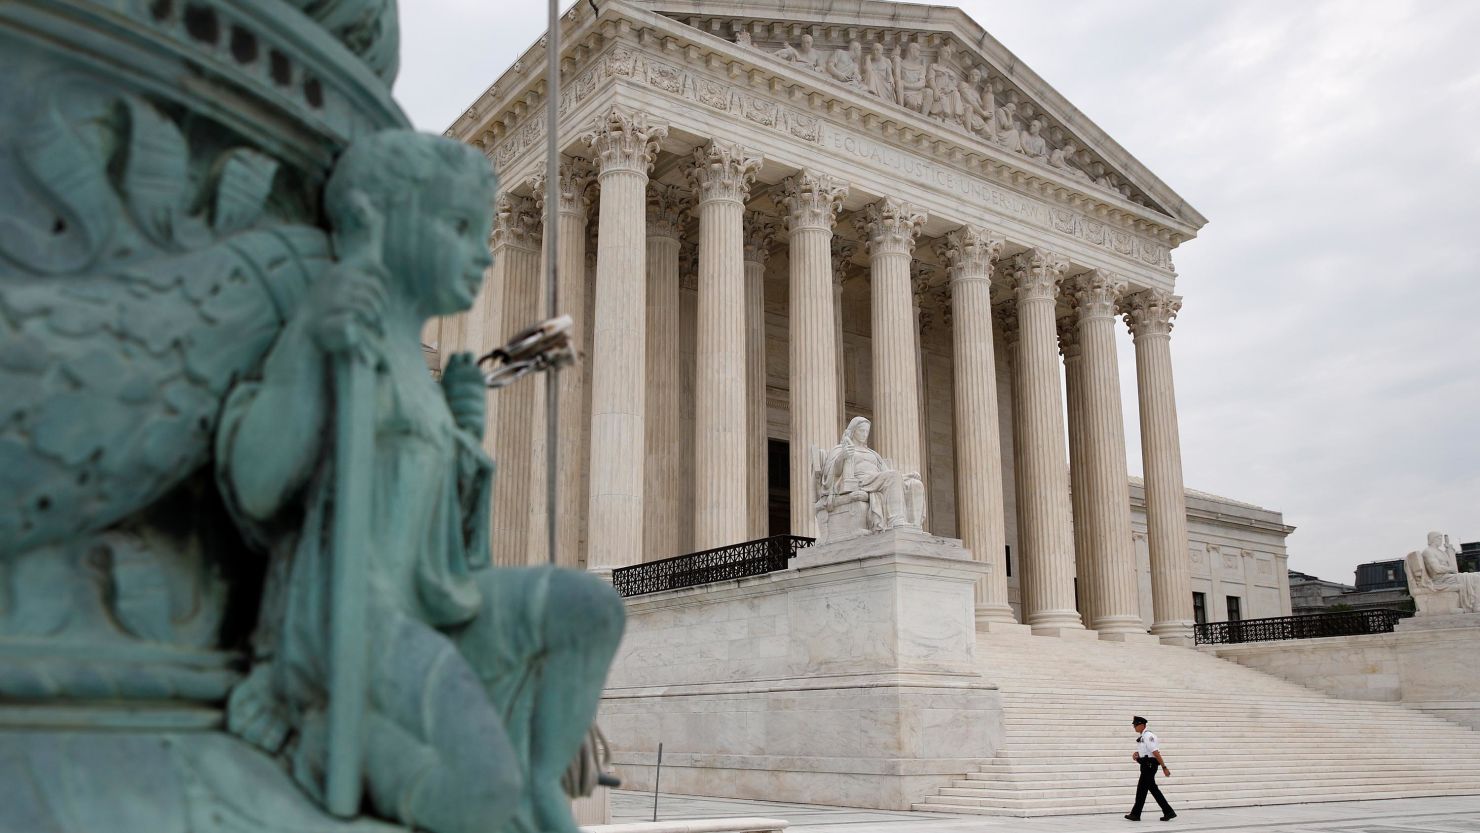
767;439;790;537
1226;595;1242;622
1005;545;1011;577
1192;592;1207;625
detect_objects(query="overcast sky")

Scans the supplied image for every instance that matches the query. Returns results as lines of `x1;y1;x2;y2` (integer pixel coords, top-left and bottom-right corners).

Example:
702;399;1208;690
395;1;1479;584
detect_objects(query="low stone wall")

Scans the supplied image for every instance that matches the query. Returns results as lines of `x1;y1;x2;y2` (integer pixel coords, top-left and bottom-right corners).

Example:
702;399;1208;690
600;530;1003;811
1208;614;1480;729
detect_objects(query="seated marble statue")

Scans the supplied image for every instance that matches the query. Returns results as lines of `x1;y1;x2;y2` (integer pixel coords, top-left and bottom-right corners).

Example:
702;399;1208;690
812;416;926;543
1407;531;1480;615
217;130;623;833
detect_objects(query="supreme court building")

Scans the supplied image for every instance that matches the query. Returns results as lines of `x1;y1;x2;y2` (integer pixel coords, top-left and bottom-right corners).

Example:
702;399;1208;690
427;0;1294;643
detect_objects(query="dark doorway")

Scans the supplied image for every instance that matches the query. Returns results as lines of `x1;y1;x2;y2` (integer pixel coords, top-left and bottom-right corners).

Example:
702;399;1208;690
768;438;790;536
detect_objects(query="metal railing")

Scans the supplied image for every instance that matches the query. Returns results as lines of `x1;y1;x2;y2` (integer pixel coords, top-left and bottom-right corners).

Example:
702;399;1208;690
1195;608;1413;645
611;535;815;598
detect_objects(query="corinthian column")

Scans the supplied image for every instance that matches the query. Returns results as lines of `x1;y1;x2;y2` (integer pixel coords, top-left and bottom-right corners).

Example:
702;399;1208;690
1057;315;1093;625
941;226;1017;626
743;212;776;540
1065;272;1145;638
689;141;763;550
780;171;848;536
582;107;667;571
857;198;927;478
545;159;594;569
490;193;542;567
1123;290;1195;645
1009;249;1083;634
831;239;858;423
643;184;688;560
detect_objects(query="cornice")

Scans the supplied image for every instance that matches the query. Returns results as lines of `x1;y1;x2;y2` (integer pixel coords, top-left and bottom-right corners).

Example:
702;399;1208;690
450;1;1201;255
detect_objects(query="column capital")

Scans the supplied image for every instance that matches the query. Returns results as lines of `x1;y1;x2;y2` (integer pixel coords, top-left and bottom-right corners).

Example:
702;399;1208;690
743;211;777;265
491;193;541;250
941;225;1005;283
992;300;1021;348
689;141;762;205
831;238;860;289
1121;288;1183;338
647;183;691;240
1009;248;1069;303
1063;269;1126;322
1056;313;1083;359
582;106;667;175
780;170;848;232
858;197;926;257
531;157;596;218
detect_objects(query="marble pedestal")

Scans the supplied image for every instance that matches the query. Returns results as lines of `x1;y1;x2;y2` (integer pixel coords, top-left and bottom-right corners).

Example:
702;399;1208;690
600;531;1003;810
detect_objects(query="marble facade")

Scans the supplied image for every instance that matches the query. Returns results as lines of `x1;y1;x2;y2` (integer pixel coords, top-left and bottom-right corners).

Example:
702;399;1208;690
428;0;1294;640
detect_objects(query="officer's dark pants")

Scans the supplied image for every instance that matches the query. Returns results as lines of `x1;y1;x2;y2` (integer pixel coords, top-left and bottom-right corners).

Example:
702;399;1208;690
1130;756;1174;818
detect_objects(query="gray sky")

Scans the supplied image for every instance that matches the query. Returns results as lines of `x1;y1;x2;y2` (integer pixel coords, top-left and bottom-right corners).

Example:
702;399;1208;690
395;1;1480;584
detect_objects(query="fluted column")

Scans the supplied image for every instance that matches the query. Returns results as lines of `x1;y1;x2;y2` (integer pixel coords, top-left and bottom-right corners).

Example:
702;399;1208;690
1009;249;1082;634
995;299;1026;618
1123;290;1196;645
831;239;858;424
582;107;667;571
942;227;1016;624
689;142;762;550
743;212;776;540
1065;272;1144;637
490;193;542;567
781;171;848;536
858;198;927;478
643;184;688;560
1058;314;1095;626
543;159;594;568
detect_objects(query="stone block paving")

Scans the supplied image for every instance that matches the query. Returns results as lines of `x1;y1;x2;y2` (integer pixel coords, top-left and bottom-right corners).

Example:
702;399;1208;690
612;791;1480;833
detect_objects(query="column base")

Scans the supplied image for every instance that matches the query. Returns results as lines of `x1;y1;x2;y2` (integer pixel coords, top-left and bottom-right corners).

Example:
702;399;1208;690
977;619;1033;637
1100;631;1160;645
1032;625;1100;641
1150;620;1195;647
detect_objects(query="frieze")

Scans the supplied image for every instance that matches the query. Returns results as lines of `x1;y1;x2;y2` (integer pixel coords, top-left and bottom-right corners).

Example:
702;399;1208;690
822;124;1172;272
490;43;823;176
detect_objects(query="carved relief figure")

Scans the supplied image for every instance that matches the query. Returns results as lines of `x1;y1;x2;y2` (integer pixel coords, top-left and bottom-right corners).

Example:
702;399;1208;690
1020;118;1049;159
863;41;897;101
735;30;754;49
927;42;966;125
812;416;926;543
960;67;996;139
892;42;934;114
994;99;1022;152
1050;139;1092;181
775;33;824;72
1408;531;1480;615
827;39;866;89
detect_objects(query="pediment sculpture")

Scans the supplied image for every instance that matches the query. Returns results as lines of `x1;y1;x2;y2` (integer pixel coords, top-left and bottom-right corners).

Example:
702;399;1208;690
747;31;1120;200
812;417;926;544
1407;531;1480;615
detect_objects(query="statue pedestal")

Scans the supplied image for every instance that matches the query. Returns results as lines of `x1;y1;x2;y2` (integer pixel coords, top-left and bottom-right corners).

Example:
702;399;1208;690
600;531;1002;810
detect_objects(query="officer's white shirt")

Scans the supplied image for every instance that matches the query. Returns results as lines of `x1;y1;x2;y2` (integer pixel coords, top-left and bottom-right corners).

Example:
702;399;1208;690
1136;731;1160;758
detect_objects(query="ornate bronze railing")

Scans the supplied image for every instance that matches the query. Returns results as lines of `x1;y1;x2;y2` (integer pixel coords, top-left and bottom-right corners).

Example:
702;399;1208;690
1195;608;1413;645
611;535;815;598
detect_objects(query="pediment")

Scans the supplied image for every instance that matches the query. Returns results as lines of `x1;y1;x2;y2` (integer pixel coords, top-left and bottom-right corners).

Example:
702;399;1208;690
637;0;1205;231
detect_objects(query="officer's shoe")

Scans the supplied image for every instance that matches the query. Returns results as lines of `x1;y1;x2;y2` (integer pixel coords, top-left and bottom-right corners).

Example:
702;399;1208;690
1125;815;1140;821
1160;813;1178;822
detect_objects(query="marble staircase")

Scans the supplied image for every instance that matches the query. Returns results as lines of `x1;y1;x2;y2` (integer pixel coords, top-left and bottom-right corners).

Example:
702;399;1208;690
912;634;1480;817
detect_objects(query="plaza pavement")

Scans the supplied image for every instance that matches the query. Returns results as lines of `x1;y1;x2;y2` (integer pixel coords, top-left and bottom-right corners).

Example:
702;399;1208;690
613;790;1480;833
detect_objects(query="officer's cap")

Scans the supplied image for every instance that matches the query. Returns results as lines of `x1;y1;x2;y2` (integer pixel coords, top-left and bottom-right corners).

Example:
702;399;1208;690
1131;715;1147;726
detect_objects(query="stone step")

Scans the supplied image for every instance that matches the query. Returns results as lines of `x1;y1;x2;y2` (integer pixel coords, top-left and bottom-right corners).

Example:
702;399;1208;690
943;771;1479;795
918;782;1480;809
969;761;1480;777
911;786;1480;817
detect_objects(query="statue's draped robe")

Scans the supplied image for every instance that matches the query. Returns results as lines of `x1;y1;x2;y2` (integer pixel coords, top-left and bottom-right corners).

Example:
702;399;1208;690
1420;548;1480;613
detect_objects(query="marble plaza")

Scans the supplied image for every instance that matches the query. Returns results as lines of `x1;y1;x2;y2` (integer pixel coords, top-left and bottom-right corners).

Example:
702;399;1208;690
433;0;1480;820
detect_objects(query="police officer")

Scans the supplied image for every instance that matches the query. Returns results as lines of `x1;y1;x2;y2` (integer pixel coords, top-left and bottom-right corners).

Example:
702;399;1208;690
1126;716;1177;821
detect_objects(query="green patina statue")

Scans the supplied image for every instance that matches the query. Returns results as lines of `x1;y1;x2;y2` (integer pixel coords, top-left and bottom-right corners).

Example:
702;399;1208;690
0;2;624;832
